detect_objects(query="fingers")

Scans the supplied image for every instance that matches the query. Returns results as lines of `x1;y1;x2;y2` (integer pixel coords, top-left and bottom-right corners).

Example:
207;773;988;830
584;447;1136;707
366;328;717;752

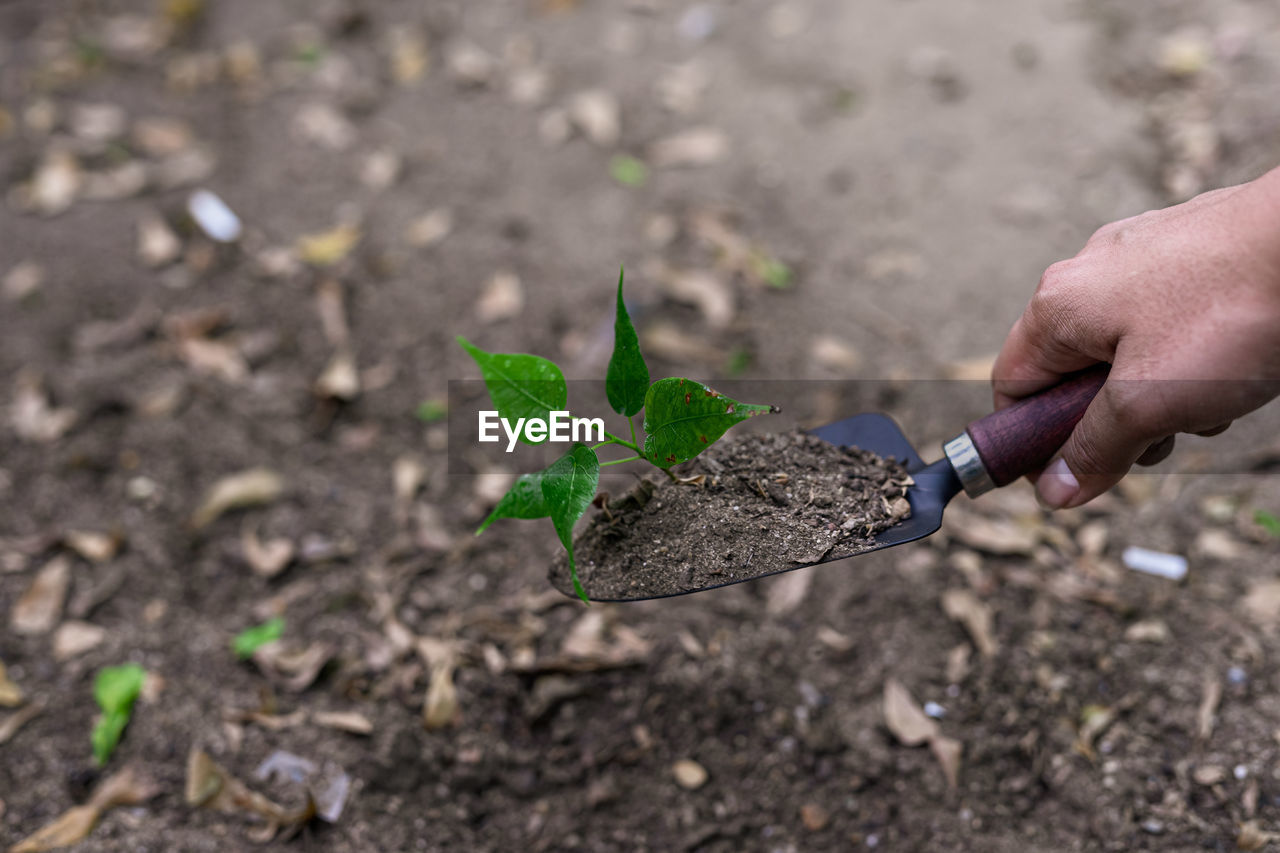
1195;422;1232;437
1036;378;1164;509
1135;435;1176;466
991;262;1120;410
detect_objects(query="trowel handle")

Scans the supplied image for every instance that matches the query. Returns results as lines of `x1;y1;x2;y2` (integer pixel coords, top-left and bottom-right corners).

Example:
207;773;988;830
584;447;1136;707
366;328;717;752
945;366;1108;497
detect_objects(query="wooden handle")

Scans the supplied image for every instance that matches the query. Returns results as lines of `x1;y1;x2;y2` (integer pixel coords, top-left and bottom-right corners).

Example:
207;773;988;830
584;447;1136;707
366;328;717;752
965;366;1109;488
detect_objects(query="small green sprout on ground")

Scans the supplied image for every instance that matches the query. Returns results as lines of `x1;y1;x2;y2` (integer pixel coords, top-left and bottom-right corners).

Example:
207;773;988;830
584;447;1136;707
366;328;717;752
1256;509;1280;538
459;268;777;602
609;155;648;188
233;616;285;660
415;399;449;423
91;663;146;766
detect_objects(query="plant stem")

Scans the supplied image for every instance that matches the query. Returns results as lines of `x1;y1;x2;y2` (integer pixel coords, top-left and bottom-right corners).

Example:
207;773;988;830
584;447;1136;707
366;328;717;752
601;430;638;452
599;455;642;467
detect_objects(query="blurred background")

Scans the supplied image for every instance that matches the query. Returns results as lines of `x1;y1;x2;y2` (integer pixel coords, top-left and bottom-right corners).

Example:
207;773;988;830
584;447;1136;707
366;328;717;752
2;0;1280;850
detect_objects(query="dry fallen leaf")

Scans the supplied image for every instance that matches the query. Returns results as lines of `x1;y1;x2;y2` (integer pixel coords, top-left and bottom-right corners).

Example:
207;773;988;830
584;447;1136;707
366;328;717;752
296;224;361;267
292;103;356;151
4;261;45;302
0;660;23;706
315;349;360;401
660;269;734;330
22;149;82;217
11;371;76;444
1238;820;1280;851
191;469;285;529
1197;672;1222;741
137;214;182;268
1242;580;1280;631
387;27;430;86
567;89;620;147
9;764;158;853
942;353;997;381
445;39;495;86
423;661;458;730
475;271;524;324
186;748;314;842
883;678;938;746
52;621;107;661
132;116;193;156
641;322;725;365
809;336;863;374
312;710;373;736
765;570;812;617
64;530;122;564
393;455;426;526
241;529;294;578
1073;704;1116;760
0;699;44;745
175;337;249;383
253;642;334;693
648;126;728;168
1123;619;1170;644
883;678;963;788
930;734;963;790
944;510;1039;555
941;588;998;657
404;208;453;248
11;556;71;635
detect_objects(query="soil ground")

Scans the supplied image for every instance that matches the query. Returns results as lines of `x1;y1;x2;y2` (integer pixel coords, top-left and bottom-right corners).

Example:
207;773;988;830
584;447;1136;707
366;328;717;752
555;431;912;601
2;1;1280;851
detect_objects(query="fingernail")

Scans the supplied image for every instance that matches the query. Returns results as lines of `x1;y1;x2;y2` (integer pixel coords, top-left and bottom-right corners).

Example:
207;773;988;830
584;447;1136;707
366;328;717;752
1037;458;1079;509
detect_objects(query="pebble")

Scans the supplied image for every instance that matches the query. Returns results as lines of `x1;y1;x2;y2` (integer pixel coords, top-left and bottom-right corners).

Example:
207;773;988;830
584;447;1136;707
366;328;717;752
672;759;708;790
924;701;946;719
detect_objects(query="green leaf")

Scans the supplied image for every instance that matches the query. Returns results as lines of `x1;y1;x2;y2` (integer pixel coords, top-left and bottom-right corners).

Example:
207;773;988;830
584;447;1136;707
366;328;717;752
92;711;130;766
1256;509;1280;538
415;399;448;422
92;663;146;766
605;267;649;416
642;378;776;468
476;471;550;535
457;337;568;445
610;155;648;187
233;616;285;660
94;663;146;715
541;444;600;603
757;255;793;289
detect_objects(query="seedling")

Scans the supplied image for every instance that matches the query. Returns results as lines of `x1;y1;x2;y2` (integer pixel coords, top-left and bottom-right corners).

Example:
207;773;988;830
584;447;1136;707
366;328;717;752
1256;509;1280;538
233;616;285;659
91;663;146;766
459;268;777;602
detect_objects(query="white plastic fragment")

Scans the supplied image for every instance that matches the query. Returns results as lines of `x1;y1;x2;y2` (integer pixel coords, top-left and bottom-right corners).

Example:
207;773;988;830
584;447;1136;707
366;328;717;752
187;189;242;242
1121;546;1187;581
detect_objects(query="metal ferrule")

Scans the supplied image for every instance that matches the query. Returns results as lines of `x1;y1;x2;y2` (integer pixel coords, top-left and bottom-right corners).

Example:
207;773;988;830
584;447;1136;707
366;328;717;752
943;431;996;498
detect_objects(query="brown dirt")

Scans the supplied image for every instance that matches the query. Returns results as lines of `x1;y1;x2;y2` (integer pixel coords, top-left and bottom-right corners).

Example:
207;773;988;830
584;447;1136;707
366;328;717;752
552;430;912;601
2;1;1280;852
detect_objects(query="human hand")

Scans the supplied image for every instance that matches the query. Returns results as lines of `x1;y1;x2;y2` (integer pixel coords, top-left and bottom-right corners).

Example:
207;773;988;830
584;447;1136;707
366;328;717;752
992;167;1280;509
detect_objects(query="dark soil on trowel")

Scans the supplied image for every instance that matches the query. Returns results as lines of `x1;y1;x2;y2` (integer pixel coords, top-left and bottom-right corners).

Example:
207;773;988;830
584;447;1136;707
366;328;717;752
550;430;914;601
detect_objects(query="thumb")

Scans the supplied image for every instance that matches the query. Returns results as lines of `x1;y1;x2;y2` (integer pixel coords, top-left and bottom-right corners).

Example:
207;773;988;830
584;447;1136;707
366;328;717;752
1037;377;1163;509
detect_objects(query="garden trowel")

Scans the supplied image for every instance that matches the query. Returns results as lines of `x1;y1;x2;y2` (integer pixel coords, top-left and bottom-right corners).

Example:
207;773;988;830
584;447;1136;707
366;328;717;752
560;367;1107;601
